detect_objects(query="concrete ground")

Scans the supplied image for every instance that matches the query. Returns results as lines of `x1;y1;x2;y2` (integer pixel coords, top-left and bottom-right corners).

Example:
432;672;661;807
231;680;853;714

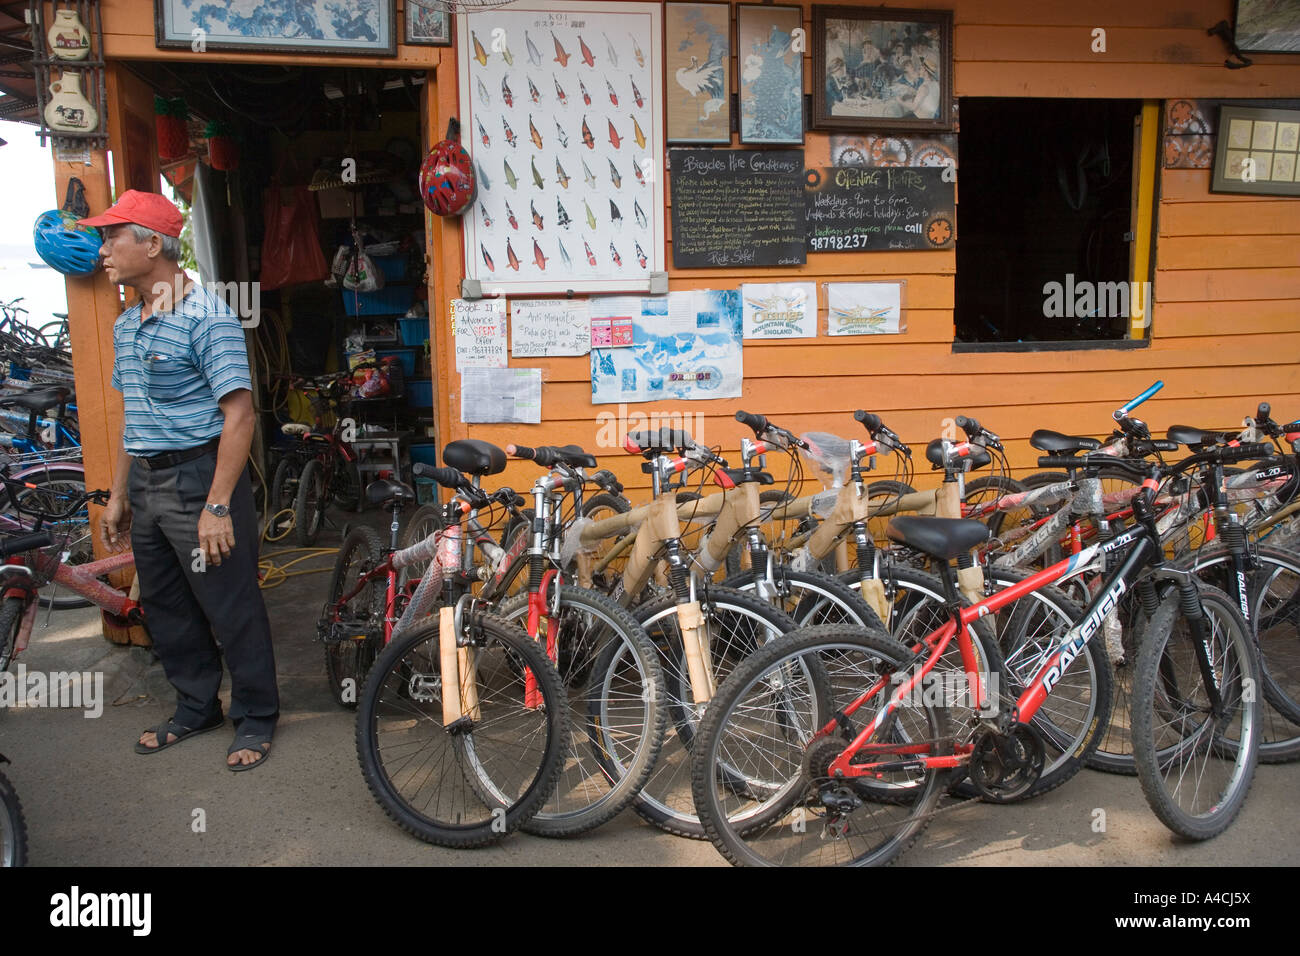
2;506;1298;867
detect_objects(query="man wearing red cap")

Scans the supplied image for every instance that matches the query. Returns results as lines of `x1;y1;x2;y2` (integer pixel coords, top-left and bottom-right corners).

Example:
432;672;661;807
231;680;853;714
81;190;278;772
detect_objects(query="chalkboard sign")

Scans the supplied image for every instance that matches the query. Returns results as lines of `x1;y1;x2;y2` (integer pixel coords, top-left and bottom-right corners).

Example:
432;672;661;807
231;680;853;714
805;167;956;253
670;149;807;268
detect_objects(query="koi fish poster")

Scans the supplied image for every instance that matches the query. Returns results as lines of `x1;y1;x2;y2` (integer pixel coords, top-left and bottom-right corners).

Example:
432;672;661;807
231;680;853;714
457;1;666;294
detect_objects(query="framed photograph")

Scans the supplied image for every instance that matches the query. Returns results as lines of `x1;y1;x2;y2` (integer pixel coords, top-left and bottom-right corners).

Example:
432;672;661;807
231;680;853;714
1211;105;1300;197
405;2;451;47
736;4;804;145
155;0;397;56
812;6;953;133
666;2;732;144
1234;0;1300;54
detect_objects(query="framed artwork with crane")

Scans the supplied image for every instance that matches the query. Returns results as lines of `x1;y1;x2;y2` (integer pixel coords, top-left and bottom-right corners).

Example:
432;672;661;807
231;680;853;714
666;2;732;144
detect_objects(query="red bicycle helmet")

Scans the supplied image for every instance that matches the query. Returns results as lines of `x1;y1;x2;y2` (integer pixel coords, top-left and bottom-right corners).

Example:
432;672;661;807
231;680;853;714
420;119;476;217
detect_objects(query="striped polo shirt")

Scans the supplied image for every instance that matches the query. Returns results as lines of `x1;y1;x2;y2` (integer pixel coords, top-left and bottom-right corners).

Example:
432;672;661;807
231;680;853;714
111;284;252;455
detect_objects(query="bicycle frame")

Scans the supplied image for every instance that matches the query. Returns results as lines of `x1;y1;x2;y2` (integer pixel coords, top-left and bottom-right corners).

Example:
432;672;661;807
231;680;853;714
3;547;138;659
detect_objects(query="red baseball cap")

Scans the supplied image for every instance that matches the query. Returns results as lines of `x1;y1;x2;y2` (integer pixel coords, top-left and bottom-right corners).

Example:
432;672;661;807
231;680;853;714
77;190;184;238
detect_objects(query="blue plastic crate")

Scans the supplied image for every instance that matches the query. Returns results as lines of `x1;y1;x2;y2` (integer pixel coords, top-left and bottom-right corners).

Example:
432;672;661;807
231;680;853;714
399;318;429;347
372;254;409;282
409;442;439;467
407;379;433;408
342;285;415;316
375;348;416;377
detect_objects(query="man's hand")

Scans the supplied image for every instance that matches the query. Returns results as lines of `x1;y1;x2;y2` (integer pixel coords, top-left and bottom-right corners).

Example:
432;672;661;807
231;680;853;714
197;509;235;566
100;495;132;550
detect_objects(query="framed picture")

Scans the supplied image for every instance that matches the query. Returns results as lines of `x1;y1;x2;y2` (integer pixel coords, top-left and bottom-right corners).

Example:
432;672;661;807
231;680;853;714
812;5;953;133
405;2;451;47
1211;105;1300;197
736;4;804;145
1234;0;1300;54
665;2;732;144
155;0;397;56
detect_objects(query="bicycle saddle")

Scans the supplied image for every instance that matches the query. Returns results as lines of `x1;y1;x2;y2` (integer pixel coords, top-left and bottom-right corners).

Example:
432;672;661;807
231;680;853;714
0;387;71;414
365;478;416;507
1030;429;1101;454
887;516;990;562
442;439;507;476
924;438;991;471
1166;425;1234;449
718;467;774;486
281;423;311;437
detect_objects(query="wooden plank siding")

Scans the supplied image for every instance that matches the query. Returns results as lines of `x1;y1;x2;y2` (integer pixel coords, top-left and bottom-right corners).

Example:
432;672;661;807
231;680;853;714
432;1;1300;496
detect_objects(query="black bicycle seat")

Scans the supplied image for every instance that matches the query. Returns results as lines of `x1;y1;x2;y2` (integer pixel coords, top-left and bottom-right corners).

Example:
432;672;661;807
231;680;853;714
625;427;692;459
0;387;71;414
1030;429;1102;454
887;516;990;562
365;478;416;507
442;439;507;476
1167;425;1234;449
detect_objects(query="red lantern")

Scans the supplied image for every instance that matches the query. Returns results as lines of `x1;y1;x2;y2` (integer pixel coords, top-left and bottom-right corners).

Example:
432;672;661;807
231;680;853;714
205;121;239;171
155;96;189;160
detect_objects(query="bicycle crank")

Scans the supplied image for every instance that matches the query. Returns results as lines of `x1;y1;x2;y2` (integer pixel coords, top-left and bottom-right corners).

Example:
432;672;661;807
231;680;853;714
968;724;1045;803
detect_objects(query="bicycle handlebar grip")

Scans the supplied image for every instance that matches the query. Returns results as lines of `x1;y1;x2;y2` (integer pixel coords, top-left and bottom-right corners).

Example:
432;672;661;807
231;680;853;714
1116;380;1164;419
854;410;882;431
412;464;465;489
1226;442;1274;463
735;410;768;434
954;415;980;438
506;443;536;461
0;531;52;557
1257;402;1271;422
1038;456;1085;469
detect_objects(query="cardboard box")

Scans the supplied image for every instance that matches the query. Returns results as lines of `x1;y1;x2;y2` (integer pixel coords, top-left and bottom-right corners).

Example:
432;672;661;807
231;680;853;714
318;188;364;219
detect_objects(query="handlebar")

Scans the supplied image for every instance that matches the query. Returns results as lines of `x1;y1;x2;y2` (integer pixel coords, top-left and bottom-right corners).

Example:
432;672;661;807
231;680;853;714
1038;442;1272;474
954;415;1002;448
507;443;598;469
853;410;908;456
0;531;52;558
735;410;809;450
412;462;467;490
735;410;767;434
1115;380;1163;420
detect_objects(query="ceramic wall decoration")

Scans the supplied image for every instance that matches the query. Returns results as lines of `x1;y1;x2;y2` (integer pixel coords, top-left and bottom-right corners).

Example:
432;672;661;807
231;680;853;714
44;71;98;132
48;8;92;61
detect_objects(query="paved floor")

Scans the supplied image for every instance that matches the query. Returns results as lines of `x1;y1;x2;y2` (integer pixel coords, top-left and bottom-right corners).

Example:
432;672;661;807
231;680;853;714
3;508;1298;867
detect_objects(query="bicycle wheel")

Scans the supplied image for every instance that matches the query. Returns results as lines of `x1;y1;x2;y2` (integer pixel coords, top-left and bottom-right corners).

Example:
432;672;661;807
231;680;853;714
580;492;634;596
693;624;949;867
332;454;362;512
323;526;386;709
355;612;567;848
1132;584;1259;840
963;475;1032;539
983;568;1113;798
294;458;326;546
496;586;665;836
0;768;26;867
268;456;301;539
3;465;92;610
723;566;884;630
632;586;800;838
0;597;25;673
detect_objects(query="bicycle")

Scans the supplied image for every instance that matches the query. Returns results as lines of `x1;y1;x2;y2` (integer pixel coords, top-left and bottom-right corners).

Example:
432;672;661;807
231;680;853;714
275;373;362;545
690;442;1266;866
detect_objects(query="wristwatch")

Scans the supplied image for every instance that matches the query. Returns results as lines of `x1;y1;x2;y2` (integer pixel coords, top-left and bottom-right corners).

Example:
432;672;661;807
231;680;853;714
204;502;231;518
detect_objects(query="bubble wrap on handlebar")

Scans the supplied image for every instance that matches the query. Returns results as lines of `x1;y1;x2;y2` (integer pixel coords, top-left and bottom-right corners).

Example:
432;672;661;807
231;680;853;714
389;531;446;641
1070;477;1103;516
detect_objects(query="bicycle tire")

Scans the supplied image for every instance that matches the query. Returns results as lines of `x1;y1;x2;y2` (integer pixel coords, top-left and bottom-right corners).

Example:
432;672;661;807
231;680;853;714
723;566;884;631
354;612;567;848
692;623;949;867
0;597;25;673
294;458;326;546
268;456;301;538
631;586;801;838
323;525;386;709
332;454;363;513
3;465;93;610
0;768;25;867
581;492;634;596
496;586;666;837
1131;584;1260;841
963;475;1031;538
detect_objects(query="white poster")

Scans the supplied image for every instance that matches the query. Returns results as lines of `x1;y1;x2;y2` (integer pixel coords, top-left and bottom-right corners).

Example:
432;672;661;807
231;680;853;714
457;1;666;295
511;299;591;356
590;289;742;403
461;367;543;424
742;282;818;339
451;297;508;368
825;281;906;336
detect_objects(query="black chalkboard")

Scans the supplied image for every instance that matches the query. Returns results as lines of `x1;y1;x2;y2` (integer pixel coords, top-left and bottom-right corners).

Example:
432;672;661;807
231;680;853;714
805;166;956;252
669;149;806;268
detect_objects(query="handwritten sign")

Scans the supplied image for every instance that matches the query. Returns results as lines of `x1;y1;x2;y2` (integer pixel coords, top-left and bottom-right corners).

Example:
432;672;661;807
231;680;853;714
510;300;591;357
805;166;955;252
451;298;507;369
669;149;806;268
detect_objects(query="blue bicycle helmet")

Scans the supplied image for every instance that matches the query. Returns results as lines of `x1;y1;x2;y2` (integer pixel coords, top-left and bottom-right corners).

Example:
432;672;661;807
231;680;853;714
33;209;101;277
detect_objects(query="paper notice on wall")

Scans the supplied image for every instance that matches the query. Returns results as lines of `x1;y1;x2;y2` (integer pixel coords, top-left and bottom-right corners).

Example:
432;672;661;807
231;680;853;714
460;367;542;424
451;298;508;368
742;282;818;338
589;296;640;348
511;300;591;357
825;282;906;336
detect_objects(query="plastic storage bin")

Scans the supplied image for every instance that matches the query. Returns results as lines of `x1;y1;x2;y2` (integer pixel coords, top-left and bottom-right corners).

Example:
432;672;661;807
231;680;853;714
399;318;429;346
409;441;439;467
407;379;433;408
342;285;415;317
372;254;409;282
375;347;416;377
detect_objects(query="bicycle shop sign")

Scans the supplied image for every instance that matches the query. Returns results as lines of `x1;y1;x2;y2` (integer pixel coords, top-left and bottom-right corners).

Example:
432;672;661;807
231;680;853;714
1041;274;1154;326
150;277;262;328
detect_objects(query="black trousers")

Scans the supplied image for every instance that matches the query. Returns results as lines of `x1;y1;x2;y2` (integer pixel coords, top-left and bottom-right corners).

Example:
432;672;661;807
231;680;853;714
128;450;279;738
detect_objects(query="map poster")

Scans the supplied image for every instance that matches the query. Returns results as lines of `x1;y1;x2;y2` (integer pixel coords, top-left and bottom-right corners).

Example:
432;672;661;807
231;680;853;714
590;290;742;403
451;297;508;368
825;281;906;336
742;282;818;338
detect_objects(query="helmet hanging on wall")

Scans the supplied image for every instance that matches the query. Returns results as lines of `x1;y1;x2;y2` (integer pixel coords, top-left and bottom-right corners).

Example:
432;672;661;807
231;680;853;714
419;118;475;217
33;177;101;277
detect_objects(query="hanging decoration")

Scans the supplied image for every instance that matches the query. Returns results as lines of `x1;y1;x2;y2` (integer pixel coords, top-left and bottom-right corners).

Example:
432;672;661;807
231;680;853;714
155;96;190;160
204;120;240;171
44;69;98;133
47;5;92;61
